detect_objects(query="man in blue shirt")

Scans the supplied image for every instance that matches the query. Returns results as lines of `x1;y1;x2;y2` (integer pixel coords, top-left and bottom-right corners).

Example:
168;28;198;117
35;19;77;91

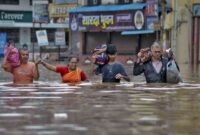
90;45;130;83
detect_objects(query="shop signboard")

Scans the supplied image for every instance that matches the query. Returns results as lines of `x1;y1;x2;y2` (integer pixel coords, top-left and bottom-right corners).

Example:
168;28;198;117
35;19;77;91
0;33;6;57
145;0;158;16
32;0;49;23
49;4;77;24
55;31;66;45
36;30;49;46
193;4;200;16
54;0;78;4
147;17;160;30
0;10;32;23
69;10;145;32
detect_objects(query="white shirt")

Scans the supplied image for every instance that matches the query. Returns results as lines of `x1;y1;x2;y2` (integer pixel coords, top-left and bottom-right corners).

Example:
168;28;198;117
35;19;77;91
152;61;162;73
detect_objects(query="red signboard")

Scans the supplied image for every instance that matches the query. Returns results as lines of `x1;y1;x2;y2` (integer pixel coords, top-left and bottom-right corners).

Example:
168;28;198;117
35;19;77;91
145;0;158;16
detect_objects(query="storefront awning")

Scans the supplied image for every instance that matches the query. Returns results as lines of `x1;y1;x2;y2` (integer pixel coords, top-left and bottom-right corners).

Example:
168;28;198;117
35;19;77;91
69;3;146;13
121;30;155;35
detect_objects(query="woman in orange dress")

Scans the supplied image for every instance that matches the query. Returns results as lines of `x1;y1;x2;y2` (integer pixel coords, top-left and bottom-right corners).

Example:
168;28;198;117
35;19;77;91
39;56;87;83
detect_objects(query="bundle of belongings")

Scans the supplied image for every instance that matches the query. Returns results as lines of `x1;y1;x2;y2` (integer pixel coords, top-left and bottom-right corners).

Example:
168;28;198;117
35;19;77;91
4;42;20;68
92;44;108;66
166;48;183;83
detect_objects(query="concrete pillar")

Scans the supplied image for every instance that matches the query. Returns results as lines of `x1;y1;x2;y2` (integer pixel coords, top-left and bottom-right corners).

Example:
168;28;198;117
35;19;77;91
175;0;191;64
20;28;31;48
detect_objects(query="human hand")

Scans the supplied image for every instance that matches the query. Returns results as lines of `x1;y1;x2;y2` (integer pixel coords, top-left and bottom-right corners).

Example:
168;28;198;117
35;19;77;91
91;54;97;64
115;73;124;80
137;52;143;58
166;48;174;60
137;48;151;63
35;58;42;65
5;46;13;56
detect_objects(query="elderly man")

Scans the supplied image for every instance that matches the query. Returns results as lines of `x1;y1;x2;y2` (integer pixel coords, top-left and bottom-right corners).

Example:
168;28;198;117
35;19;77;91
2;48;39;84
133;42;168;83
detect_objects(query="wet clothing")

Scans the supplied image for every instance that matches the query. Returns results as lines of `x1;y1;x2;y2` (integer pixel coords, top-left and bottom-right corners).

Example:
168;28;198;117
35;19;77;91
152;61;162;73
62;68;82;83
12;62;37;84
133;57;168;83
95;62;128;83
56;66;87;83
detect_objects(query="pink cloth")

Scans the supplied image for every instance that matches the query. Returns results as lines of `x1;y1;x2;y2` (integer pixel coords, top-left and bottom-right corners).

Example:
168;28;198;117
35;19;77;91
4;44;20;68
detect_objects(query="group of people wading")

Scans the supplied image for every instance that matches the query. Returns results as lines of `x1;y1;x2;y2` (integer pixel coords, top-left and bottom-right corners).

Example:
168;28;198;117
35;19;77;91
2;41;182;85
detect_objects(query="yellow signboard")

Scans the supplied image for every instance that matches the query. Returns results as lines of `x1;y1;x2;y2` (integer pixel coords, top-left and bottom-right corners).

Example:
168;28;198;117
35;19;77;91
48;4;77;18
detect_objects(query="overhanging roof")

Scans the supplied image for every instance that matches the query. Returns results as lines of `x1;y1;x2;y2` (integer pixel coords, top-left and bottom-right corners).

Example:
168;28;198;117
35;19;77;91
121;30;155;35
69;3;146;13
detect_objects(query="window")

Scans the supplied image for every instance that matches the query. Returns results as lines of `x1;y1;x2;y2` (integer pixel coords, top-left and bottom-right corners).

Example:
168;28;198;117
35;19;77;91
0;0;19;5
87;0;101;6
118;0;133;4
0;29;19;44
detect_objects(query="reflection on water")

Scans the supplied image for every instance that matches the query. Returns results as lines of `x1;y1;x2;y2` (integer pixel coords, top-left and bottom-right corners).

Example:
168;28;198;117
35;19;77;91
0;62;199;135
0;81;200;135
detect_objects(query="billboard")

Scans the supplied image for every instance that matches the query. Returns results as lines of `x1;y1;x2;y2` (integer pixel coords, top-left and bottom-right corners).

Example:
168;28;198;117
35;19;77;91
36;30;49;46
69;10;145;32
0;33;6;57
32;0;49;23
55;31;66;45
49;4;77;24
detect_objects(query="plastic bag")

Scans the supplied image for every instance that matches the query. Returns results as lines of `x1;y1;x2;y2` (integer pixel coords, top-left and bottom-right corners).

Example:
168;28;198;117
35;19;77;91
166;60;183;83
4;43;20;68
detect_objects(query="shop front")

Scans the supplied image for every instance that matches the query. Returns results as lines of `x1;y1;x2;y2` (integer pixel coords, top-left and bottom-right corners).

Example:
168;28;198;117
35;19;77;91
0;10;32;48
69;3;157;64
0;9;69;56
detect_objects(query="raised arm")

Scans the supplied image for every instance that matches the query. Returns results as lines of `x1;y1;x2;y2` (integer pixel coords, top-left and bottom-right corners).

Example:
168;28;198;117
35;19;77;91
133;52;146;76
89;55;97;75
2;48;12;73
41;60;56;72
33;61;40;80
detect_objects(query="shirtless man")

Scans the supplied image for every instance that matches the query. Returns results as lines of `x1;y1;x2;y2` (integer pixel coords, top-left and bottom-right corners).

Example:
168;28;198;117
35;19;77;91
2;48;39;84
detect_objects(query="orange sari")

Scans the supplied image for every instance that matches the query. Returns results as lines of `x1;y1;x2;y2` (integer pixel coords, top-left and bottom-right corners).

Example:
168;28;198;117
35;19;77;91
62;68;82;83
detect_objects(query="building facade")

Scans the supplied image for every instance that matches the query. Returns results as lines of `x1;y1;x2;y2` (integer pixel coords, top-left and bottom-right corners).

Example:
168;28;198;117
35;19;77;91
170;0;200;65
0;0;73;60
69;0;160;64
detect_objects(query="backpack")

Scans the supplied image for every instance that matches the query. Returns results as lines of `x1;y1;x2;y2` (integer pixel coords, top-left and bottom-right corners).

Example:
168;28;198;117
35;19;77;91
4;43;20;68
92;44;108;65
166;60;183;83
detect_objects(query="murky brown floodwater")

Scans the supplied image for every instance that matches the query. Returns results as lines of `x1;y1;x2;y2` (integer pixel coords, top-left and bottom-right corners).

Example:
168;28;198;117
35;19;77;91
0;61;200;135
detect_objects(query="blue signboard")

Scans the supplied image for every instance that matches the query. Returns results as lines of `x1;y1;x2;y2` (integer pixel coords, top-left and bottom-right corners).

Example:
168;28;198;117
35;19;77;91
193;4;200;16
55;0;77;4
0;33;6;57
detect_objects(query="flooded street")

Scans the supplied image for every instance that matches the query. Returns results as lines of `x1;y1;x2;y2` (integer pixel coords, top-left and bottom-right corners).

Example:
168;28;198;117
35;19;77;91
0;61;200;135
